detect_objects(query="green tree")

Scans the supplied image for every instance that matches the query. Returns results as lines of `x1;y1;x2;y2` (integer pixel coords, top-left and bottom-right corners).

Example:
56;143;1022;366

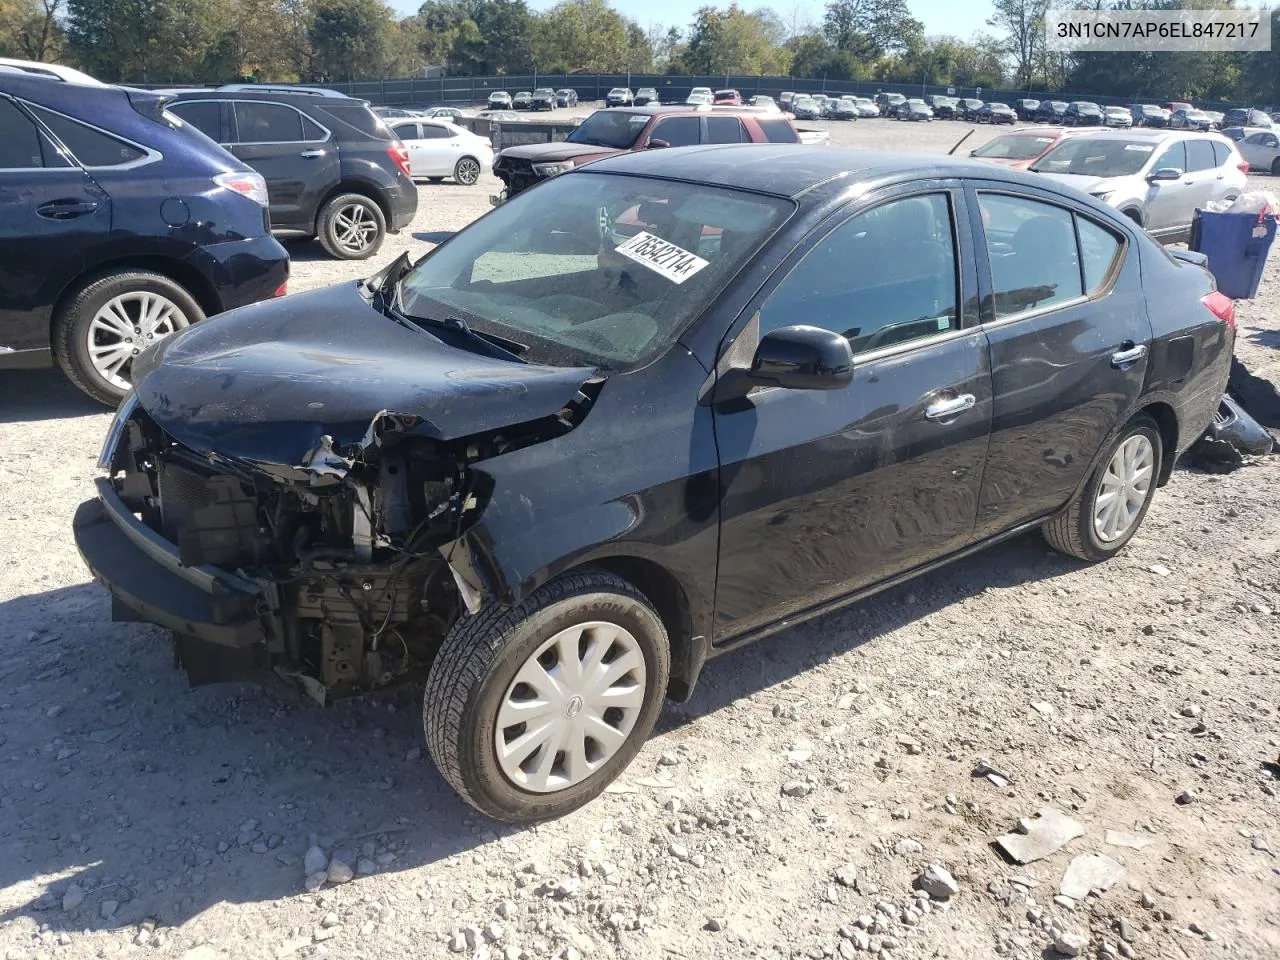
533;0;629;73
309;0;396;81
986;0;1048;89
1;0;65;61
822;0;921;60
681;4;791;75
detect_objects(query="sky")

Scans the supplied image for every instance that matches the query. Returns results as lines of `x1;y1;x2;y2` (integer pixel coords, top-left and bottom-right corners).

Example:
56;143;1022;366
386;0;999;44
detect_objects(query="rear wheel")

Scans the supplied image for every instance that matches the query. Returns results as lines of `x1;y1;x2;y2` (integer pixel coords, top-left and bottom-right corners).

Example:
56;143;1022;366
423;568;670;821
317;193;386;260
1271;158;1280;177
1043;415;1162;562
54;269;203;406
454;156;482;186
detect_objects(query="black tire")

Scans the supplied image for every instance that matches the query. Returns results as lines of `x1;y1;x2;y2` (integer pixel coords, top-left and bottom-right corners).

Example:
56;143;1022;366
316;192;386;260
423;568;670;822
1043;414;1162;562
1271;158;1280;177
454;156;482;186
53;269;204;407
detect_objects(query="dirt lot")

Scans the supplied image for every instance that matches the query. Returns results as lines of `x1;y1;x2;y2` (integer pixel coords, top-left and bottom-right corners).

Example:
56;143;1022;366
1;117;1278;960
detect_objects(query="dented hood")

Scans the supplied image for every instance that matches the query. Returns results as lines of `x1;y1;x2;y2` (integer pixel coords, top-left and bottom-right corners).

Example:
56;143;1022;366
130;282;595;471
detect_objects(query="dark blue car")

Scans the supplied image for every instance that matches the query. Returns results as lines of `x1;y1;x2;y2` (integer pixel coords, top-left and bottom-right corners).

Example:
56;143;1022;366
0;71;289;404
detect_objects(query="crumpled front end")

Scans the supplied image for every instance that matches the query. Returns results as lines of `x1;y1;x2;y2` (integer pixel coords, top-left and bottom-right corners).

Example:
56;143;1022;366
73;379;600;701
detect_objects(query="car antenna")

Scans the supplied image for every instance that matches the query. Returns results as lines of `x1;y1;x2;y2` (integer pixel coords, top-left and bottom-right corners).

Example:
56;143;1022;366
947;130;976;156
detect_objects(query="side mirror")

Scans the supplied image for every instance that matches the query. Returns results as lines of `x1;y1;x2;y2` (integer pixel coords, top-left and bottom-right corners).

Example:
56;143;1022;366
752;325;854;390
701;325;853;404
1148;167;1182;181
646;138;670;149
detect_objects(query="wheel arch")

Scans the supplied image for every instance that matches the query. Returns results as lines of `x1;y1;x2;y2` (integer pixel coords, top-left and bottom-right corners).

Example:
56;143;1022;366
50;256;220;343
316;180;391;230
1138;400;1180;485
1121;206;1144;226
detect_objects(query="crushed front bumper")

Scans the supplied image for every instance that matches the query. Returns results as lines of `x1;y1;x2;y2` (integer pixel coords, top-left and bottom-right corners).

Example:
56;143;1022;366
73;477;272;649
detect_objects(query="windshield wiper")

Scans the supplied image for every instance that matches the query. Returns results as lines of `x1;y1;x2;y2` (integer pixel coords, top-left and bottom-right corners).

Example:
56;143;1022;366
403;309;529;364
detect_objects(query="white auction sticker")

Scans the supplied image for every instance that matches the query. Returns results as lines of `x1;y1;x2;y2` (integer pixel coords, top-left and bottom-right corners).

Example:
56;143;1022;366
614;231;709;284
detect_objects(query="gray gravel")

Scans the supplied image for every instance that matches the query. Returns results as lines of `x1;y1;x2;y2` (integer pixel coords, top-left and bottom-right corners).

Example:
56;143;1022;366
2;115;1279;960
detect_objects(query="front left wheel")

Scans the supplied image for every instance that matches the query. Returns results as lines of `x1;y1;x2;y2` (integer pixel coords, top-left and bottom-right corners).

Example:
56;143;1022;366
423;568;670;821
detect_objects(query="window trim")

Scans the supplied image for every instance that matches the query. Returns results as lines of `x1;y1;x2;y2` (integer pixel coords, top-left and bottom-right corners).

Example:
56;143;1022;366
752;186;970;366
971;185;1128;330
227;99;331;146
0;94;68;173
19;100;160;171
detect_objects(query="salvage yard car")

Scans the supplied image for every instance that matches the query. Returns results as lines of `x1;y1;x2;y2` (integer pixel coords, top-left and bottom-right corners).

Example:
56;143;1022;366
76;145;1235;821
1029;129;1247;242
969;128;1073;168
492;105;801;199
0;71;289;405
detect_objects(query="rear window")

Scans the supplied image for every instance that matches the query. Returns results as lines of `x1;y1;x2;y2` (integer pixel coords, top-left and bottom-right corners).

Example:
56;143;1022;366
759;117;798;143
27;104;147;167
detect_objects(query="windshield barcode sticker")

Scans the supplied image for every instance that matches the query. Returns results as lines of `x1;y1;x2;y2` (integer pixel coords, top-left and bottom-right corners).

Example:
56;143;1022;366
614;231;710;284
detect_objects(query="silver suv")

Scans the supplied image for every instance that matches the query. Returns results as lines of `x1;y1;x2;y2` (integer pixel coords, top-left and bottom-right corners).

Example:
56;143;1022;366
1030;129;1247;243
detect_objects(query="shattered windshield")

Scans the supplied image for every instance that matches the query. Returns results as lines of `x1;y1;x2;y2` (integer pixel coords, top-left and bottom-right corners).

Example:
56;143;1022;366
398;172;793;369
564;110;649;148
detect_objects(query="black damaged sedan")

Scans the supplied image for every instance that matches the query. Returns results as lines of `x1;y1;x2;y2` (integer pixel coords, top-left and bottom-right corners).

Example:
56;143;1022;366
76;146;1233;821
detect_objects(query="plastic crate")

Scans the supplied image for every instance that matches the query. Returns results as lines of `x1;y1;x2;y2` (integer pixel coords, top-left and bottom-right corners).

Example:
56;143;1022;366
1189;209;1277;300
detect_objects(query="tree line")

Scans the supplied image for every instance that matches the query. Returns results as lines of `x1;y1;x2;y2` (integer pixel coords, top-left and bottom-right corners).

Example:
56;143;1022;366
1;0;1278;103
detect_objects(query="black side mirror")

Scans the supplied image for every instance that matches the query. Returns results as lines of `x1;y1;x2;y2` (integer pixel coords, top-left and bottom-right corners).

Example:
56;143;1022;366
647;138;670;149
1148;167;1182;181
701;325;853;404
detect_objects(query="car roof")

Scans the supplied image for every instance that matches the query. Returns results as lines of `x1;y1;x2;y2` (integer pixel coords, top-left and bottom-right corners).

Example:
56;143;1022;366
582;144;1116;205
172;88;371;106
0;57;103;85
218;83;347;98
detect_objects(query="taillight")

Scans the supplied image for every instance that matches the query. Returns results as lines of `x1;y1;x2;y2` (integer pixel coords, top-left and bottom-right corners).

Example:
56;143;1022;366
1201;290;1236;330
388;142;411;177
1238;159;1249;173
273;282;287;298
213;171;269;207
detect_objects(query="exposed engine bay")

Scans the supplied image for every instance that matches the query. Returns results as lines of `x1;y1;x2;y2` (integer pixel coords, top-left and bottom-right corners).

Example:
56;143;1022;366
97;383;600;702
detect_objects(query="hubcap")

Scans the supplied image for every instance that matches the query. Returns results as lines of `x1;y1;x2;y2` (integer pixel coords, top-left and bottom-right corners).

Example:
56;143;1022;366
457;158;480;184
333;203;379;253
1094;434;1154;542
88;292;189;390
494;621;646;794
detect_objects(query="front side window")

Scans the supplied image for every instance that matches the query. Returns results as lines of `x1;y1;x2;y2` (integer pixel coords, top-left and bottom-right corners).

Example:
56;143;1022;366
233;102;304;143
1152;140;1187;173
649;116;700;147
398;173;791;368
391;122;419;141
27;105;146;167
978;193;1082;317
758;193;959;356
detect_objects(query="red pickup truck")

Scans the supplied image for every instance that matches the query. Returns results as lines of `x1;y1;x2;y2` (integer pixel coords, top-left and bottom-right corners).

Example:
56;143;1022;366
493;106;804;199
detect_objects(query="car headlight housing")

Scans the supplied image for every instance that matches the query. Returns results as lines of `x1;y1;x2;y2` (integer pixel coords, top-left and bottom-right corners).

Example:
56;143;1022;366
532;160;575;177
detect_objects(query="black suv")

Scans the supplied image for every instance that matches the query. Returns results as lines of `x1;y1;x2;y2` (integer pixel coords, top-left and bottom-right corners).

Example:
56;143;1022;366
167;88;418;260
0;72;289;404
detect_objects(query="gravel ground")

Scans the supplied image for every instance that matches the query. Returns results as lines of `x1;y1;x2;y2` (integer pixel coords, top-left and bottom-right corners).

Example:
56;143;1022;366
2;117;1278;960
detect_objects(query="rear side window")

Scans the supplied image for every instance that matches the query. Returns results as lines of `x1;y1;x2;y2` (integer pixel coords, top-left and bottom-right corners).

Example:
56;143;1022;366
316;103;389;139
233;102;304;143
0;98;46;169
706;116;747;143
27;105;146;167
1185;139;1216;172
649;116;700;147
1077;217;1122;293
978;194;1082;317
1211;141;1232;166
759;117;799;143
168;100;222;140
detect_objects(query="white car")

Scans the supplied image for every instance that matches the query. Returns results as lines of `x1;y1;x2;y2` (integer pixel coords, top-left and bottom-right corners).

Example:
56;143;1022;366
1237;128;1280;175
852;97;879;118
388;118;493;186
686;86;713;105
1030;129;1246;243
1103;106;1133;128
422;106;476;120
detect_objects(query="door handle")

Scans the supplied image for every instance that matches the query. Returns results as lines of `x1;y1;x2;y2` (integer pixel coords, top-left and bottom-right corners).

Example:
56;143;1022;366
924;394;976;420
299;149;325;158
36;199;98;220
1111;344;1147;367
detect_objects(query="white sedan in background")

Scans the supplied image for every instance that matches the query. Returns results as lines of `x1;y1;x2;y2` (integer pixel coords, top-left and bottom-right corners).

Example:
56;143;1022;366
1237;128;1280;175
389;118;494;186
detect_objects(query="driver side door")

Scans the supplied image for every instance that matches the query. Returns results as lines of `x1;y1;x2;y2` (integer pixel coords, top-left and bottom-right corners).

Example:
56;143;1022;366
710;184;993;643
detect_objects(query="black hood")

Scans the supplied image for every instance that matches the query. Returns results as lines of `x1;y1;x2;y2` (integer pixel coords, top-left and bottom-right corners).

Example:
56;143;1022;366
130;282;596;472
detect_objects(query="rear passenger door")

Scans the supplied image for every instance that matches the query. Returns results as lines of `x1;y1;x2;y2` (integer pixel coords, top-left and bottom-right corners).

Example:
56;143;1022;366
0;95;110;358
967;184;1150;538
704;115;748;144
1182;138;1222;215
227;100;337;230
